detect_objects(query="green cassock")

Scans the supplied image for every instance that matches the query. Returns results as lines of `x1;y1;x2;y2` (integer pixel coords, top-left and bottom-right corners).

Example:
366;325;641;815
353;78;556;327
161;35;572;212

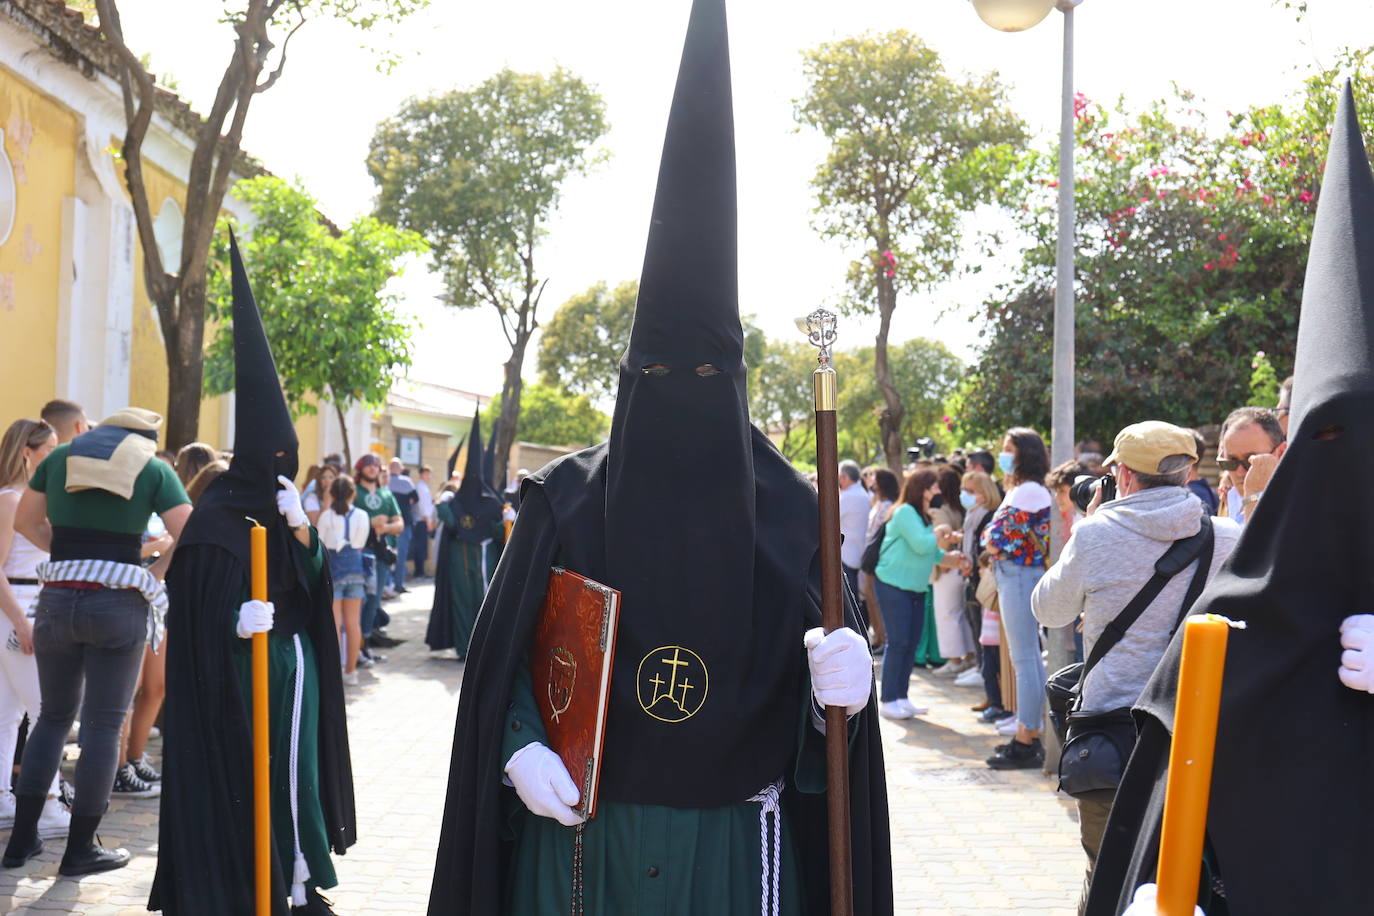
497;656;854;914
435;499;504;656
230;535;338;894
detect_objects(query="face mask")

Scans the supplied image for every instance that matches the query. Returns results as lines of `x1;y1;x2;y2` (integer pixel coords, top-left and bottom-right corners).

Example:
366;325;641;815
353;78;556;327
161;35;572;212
998;451;1016;475
960;491;977;511
930;494;944;510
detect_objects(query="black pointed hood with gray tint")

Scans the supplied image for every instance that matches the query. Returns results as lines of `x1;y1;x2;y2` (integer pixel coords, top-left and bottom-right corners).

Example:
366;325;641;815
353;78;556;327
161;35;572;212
452;409;504;544
595;0;805;808
1085;82;1374;916
176;230;309;628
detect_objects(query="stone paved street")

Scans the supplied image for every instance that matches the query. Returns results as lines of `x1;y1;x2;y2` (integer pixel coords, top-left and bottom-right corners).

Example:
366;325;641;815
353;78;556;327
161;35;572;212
0;582;1083;914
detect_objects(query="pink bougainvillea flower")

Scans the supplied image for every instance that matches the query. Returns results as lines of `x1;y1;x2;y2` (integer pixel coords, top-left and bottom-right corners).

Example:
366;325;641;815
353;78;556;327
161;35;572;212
1218;233;1228;241
1298;190;1314;203
1204;262;1214;271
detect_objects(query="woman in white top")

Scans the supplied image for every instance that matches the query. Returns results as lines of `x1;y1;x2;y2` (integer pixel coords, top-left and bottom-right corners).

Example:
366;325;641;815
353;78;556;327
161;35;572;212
316;474;369;685
303;464;338;528
0;419;68;834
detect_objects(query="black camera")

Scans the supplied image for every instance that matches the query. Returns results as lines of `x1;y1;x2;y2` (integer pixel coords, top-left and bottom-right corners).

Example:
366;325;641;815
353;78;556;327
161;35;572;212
906;437;936;460
1069;474;1116;514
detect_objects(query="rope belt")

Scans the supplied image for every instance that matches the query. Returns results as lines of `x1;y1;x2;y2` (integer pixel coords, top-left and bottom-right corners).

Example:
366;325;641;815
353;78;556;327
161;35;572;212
747;779;785;916
288;634;311;907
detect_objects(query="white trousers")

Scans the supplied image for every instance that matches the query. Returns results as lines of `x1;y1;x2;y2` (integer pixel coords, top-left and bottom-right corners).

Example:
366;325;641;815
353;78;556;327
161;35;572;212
931;569;974;659
0;587;61;795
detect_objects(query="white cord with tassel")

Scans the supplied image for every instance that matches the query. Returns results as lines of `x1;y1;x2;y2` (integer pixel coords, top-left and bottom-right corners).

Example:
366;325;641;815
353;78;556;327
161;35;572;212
289;634;311;907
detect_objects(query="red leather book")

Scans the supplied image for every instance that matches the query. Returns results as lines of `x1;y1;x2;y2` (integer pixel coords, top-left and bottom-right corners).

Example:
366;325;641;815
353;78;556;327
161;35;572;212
529;566;621;819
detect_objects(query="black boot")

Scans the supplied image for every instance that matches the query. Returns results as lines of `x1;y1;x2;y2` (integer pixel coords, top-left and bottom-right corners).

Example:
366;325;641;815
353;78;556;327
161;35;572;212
58;813;130;876
1;794;44;867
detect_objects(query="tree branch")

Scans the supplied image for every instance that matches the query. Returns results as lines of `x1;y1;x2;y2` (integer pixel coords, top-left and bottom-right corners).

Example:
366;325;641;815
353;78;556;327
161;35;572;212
256;3;308;94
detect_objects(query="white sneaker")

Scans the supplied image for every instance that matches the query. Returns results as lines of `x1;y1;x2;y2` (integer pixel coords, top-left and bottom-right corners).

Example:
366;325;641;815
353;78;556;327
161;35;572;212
0;790;14;828
341;670;359;686
879;700;914;720
37;795;70;839
899;698;929;717
954;667;984;687
996;717;1020;736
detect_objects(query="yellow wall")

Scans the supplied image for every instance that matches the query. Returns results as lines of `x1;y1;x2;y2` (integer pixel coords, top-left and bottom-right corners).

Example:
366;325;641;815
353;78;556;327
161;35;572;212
0;69;75;425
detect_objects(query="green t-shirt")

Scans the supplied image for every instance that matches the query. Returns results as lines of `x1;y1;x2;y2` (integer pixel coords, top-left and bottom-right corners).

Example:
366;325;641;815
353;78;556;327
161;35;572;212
30;444;190;535
355;483;400;546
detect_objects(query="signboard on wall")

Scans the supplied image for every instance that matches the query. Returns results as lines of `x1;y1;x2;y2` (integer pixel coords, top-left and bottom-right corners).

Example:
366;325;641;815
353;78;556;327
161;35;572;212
398;435;421;467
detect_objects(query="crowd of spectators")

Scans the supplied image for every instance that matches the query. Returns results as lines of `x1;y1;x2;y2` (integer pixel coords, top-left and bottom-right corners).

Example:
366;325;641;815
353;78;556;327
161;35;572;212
0;398;447;847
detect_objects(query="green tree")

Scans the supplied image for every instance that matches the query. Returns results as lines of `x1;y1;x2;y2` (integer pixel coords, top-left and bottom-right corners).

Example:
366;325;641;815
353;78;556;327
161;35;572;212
91;0;426;448
834;339;964;466
203;176;427;466
537;281;637;402
749;339;819;463
486;383;609;450
795;31;1026;470
962;54;1374;442
369;69;609;485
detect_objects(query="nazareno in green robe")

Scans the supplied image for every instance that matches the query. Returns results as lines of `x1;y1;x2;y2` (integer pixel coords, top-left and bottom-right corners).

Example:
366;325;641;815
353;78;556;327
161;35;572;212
424;499;504;657
498;653;853;914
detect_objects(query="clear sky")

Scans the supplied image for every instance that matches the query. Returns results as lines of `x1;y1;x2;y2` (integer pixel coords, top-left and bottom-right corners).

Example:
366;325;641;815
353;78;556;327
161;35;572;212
113;0;1374;397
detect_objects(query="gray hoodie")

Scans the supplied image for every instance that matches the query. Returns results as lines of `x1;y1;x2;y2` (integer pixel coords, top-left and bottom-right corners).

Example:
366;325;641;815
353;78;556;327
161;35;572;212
1032;486;1242;714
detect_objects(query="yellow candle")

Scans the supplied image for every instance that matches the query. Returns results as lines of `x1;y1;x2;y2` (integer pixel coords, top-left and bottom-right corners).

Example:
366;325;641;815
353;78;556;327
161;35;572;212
1155;614;1233;915
249;523;270;916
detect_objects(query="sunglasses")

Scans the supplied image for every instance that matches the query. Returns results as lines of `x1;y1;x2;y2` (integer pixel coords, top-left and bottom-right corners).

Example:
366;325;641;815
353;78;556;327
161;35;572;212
1217;456;1257;472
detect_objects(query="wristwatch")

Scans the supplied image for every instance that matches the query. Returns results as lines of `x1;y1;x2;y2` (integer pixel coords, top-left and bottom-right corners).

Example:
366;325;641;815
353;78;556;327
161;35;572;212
1242;492;1262;507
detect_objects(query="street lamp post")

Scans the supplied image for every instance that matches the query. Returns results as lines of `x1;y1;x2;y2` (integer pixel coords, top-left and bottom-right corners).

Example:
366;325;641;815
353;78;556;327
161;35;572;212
971;0;1083;727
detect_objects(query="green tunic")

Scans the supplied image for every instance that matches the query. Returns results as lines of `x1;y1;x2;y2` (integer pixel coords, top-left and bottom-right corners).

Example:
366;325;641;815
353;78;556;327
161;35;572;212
436;500;504;655
498;658;843;914
913;590;945;667
231;534;338;892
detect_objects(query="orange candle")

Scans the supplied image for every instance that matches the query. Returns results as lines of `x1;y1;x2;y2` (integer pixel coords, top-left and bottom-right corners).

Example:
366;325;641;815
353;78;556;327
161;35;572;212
249;523;271;916
1155;614;1235;915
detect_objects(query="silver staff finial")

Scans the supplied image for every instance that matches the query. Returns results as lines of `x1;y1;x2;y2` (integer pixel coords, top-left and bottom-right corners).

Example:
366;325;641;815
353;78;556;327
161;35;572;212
798;308;838;366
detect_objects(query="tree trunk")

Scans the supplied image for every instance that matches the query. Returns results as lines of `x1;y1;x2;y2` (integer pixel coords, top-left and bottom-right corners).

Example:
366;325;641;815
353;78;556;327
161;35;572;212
874;275;906;474
492;334;530;488
160;278;209;450
333;399;353;469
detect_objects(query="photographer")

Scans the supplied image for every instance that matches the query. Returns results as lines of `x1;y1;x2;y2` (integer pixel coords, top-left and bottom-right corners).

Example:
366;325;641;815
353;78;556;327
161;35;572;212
1030;421;1242;912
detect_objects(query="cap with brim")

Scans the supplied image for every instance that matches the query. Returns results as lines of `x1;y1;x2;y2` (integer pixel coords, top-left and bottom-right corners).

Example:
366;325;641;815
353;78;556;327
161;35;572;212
97;407;163;433
1103;421;1198;474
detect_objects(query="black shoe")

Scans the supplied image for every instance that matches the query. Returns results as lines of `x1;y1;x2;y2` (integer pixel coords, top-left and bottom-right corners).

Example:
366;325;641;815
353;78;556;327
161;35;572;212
986;737;1044;770
2;794;44;867
112;762;160;798
978;706;1013;723
129;754;161;783
58;814;130;876
367;633;403;649
394;587;409;594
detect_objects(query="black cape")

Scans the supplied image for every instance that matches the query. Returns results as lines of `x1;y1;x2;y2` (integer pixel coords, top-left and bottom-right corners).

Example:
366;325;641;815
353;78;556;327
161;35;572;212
148;543;356;915
1086;83;1374;916
427;434;893;915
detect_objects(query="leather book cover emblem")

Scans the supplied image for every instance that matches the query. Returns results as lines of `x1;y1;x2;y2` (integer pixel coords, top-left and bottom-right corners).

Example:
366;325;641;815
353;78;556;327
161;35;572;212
530;566;621;819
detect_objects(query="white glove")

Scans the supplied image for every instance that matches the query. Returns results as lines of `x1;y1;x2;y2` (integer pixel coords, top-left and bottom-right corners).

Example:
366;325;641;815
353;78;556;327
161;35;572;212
1339;614;1374;693
275;475;308;529
437;490;455;504
504;742;583;827
1122;883;1203;916
804;626;872;716
502;505;517;523
236;599;274;639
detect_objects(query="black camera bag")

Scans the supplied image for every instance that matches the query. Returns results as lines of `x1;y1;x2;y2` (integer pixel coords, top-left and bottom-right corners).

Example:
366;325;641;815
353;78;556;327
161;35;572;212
1048;515;1214;798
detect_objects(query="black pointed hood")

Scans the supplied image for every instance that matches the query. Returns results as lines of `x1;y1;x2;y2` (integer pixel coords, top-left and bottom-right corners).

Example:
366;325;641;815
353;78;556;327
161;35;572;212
175;230;310;627
445;437;465;481
482;424;499;491
451;409;503;544
1290;80;1374;432
228;229;299;487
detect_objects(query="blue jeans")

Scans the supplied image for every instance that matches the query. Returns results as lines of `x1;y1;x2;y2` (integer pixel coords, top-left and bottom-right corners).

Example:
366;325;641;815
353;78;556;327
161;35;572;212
361;553;384;638
995;559;1047;730
393;525;412;590
17;587;147;816
873;579;926;703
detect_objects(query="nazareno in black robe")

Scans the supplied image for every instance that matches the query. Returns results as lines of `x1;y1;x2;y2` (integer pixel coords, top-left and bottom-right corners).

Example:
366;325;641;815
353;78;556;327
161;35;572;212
1085;83;1374;916
148;231;356;914
427;434;894;915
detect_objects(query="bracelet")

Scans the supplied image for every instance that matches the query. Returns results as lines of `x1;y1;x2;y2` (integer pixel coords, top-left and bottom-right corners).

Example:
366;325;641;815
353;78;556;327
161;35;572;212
1242;493;1262;506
